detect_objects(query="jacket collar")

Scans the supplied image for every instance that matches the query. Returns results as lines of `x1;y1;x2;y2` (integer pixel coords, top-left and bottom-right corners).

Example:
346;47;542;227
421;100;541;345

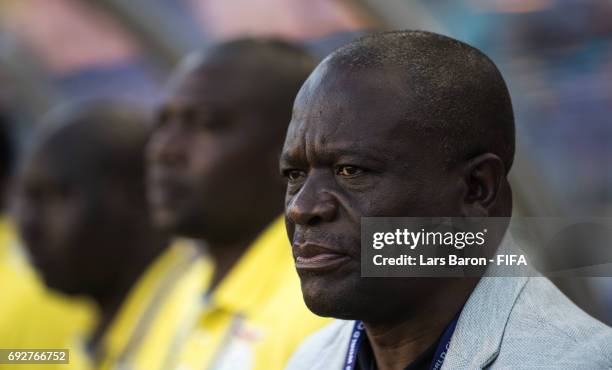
211;217;292;315
443;234;532;369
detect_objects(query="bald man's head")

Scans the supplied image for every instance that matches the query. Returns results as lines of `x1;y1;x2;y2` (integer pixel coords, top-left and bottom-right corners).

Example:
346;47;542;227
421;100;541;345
34;102;150;200
16;101;156;296
148;38;316;243
169;38;315;129
318;30;515;172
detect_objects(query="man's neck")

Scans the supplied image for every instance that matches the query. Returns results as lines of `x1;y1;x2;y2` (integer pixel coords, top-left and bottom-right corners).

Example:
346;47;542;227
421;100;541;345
89;232;168;351
363;279;477;370
204;210;281;289
207;238;253;290
364;316;447;370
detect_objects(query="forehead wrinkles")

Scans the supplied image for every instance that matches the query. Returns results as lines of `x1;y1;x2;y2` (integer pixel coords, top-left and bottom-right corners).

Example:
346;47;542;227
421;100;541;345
290;85;346;166
283;117;307;162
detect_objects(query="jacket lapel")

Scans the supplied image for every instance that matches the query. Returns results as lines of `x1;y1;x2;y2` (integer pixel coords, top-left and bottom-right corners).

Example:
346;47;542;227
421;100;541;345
442;235;531;369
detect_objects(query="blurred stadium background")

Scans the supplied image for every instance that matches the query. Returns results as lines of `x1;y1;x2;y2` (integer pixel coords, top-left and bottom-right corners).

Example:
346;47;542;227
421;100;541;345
0;0;610;323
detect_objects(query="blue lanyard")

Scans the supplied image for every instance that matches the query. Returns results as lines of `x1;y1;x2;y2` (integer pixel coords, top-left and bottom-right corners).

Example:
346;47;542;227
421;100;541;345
343;321;366;370
429;315;459;370
343;315;459;370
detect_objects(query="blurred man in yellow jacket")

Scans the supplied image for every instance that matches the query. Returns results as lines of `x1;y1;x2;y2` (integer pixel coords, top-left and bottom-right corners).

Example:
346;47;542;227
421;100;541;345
0;108;33;331
0;107;34;329
0;108;95;370
11;102;208;370
147;38;330;369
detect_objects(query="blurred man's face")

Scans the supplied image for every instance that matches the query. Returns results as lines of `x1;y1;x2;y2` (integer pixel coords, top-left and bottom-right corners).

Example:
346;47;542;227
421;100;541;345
147;65;277;241
280;64;463;321
14;151;94;294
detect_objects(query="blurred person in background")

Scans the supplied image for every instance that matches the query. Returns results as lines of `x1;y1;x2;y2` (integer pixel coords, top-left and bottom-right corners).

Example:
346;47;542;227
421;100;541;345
0;110;12;209
0;107;26;295
0;107;45;343
146;38;330;369
11;101;207;370
0;104;94;370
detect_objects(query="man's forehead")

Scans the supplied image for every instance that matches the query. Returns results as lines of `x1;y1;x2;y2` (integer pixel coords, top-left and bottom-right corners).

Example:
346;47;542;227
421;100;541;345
165;65;256;109
282;129;397;165
283;113;413;167
288;64;414;146
295;62;411;120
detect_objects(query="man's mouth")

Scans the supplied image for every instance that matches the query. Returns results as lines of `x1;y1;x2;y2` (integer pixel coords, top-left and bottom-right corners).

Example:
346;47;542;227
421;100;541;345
293;242;351;272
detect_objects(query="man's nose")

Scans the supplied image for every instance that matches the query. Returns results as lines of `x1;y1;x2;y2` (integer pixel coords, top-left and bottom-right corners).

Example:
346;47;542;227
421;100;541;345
286;180;338;226
147;123;186;167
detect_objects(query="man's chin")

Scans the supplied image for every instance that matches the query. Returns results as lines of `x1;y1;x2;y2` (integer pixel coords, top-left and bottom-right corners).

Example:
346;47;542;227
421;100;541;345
151;209;193;235
43;274;82;297
172;215;210;240
301;278;366;320
303;292;368;320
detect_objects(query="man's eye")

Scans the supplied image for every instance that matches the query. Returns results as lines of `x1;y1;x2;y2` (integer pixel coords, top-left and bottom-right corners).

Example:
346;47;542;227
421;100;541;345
336;165;362;177
284;170;306;181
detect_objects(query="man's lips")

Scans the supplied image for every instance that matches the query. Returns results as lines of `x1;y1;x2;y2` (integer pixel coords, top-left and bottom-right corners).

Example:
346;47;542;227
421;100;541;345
292;242;351;272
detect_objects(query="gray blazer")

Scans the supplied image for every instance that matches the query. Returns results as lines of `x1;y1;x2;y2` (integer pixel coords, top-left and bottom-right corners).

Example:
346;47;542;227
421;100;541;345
285;256;612;369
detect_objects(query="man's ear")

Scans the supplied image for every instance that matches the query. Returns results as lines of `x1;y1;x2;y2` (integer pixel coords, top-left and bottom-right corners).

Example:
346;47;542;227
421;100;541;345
461;153;506;217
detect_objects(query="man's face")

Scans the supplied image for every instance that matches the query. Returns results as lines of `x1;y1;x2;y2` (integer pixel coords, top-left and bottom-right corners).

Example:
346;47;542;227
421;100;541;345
280;64;464;320
14;151;96;294
147;65;276;241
